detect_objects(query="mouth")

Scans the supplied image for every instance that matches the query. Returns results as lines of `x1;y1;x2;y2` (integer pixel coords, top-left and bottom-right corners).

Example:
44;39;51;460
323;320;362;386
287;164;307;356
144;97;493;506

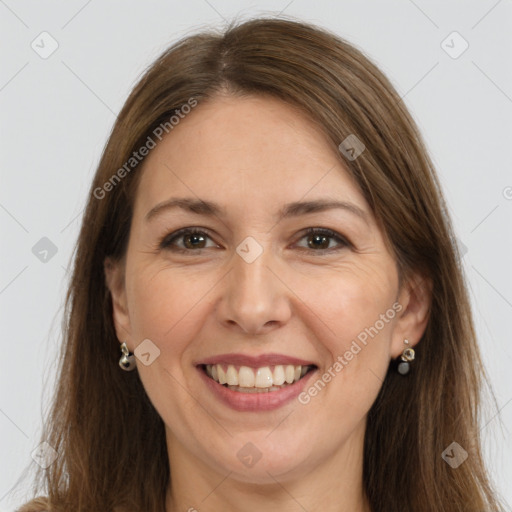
195;353;319;411
199;363;317;393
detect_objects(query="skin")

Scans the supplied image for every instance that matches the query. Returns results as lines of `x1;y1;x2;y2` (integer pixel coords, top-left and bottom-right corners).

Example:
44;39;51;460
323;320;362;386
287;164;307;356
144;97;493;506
105;94;431;512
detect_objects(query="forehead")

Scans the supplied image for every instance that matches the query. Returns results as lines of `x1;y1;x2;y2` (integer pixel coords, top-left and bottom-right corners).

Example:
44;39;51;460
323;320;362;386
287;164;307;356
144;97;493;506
133;94;367;216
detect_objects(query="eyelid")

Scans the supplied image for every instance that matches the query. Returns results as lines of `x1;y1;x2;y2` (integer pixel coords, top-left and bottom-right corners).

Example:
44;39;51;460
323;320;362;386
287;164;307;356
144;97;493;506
159;226;352;253
292;227;351;251
159;226;219;251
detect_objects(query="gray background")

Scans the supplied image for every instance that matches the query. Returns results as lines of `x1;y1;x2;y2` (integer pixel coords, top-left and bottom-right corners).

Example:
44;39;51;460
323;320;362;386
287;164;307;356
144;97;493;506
1;0;511;509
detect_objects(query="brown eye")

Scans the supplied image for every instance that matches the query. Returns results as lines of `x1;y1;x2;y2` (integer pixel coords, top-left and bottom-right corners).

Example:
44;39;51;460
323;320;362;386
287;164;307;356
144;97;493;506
160;228;217;252
183;232;207;249
296;228;350;252
159;227;349;254
307;233;331;250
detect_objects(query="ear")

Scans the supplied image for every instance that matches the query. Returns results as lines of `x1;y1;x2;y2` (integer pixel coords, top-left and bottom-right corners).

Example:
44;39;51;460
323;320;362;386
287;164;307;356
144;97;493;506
104;256;133;345
390;272;432;359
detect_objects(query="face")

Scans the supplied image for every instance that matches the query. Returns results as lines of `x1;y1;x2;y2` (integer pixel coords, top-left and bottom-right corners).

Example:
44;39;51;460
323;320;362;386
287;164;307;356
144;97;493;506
106;94;426;484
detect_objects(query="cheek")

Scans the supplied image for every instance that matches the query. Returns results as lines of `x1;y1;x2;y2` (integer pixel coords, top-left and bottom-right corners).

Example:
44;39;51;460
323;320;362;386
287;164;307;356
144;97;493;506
306;262;398;350
124;264;214;419
126;263;216;342
297;261;398;413
294;270;397;436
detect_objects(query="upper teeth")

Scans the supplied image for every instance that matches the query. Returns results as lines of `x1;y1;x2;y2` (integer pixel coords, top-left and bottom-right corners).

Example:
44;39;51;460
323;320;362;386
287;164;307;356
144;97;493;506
205;364;310;388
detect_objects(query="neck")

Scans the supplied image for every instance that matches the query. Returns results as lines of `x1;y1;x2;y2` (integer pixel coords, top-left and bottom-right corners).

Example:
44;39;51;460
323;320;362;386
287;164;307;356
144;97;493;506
164;423;371;512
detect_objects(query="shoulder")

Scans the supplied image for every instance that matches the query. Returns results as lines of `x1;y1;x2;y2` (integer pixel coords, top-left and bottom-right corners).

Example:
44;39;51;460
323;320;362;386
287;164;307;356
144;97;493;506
16;496;50;512
17;497;133;512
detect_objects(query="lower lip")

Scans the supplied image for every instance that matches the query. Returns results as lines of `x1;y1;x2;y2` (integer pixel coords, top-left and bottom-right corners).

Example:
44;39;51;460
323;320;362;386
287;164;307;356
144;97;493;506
197;366;317;412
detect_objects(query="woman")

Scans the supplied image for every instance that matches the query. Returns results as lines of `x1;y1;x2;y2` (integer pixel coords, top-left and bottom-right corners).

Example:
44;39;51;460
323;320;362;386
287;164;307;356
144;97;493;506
18;17;506;512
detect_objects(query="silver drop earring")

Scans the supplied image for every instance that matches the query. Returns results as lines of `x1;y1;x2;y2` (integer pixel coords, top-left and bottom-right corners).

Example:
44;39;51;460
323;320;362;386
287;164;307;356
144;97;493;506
119;342;136;371
397;339;415;375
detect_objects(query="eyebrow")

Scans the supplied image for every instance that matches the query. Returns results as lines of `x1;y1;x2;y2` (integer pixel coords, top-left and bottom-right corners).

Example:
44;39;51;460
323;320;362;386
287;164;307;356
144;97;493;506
145;197;369;224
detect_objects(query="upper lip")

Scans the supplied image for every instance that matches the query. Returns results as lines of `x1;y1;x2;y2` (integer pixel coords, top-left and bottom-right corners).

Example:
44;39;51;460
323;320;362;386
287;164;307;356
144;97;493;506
197;353;317;368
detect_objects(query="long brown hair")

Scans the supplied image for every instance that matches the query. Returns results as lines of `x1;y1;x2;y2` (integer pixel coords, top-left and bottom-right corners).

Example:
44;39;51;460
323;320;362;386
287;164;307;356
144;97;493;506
17;17;506;512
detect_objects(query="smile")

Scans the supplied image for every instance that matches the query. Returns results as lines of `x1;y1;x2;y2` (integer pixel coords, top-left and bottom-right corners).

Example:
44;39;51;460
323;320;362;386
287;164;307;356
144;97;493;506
203;363;316;393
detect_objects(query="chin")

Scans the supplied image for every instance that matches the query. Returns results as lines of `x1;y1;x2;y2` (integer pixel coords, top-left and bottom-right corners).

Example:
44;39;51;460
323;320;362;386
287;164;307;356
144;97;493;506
208;436;315;484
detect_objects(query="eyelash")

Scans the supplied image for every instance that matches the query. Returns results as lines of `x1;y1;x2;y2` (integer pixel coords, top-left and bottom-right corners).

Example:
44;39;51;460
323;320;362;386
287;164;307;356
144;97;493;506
158;227;351;254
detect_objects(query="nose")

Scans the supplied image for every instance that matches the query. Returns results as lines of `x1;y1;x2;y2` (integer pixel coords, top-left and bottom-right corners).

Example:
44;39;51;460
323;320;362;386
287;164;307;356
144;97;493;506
216;248;292;335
